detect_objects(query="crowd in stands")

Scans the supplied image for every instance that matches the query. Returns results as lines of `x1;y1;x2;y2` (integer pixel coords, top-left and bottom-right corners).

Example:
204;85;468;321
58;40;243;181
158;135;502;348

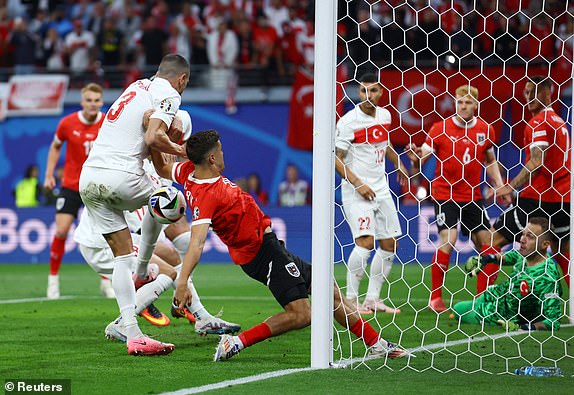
0;1;571;88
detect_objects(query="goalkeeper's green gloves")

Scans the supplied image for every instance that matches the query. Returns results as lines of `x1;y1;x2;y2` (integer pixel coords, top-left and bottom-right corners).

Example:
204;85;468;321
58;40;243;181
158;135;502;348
464;256;483;277
496;320;535;331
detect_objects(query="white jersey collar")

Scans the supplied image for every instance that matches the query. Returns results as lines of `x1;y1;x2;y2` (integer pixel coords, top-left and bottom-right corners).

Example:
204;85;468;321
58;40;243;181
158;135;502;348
188;172;221;184
78;111;102;125
452;115;477;129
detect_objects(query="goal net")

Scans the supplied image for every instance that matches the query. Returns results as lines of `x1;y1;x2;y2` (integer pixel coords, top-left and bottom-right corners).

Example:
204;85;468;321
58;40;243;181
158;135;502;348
315;0;574;373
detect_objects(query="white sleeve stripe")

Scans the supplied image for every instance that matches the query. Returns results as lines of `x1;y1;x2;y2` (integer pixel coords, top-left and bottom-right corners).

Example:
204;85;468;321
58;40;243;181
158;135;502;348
533;131;547;137
191;219;211;226
54;135;62;145
530;141;549;147
171;163;180;183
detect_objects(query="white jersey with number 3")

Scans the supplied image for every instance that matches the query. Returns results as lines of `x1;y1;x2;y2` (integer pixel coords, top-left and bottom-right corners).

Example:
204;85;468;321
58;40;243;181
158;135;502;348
84;77;181;175
336;106;392;196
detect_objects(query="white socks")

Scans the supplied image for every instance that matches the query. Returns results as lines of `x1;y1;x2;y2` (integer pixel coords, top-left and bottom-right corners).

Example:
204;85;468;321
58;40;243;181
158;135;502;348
135;211;163;278
135;274;174;314
366;248;394;300
346;246;371;301
112;253;142;340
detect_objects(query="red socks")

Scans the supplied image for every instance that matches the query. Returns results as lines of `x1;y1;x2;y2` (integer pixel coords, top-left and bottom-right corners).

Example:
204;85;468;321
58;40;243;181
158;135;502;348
431;249;450;301
238;322;272;348
555;252;570;288
49;236;66;275
476;245;501;295
349;318;379;346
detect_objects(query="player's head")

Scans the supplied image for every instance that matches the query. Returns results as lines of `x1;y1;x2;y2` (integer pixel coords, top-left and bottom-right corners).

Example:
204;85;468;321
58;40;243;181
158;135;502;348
358;73;382;110
157;54;191;95
186;129;224;172
519;217;553;258
454;85;478;122
80;83;103;120
524;75;552;114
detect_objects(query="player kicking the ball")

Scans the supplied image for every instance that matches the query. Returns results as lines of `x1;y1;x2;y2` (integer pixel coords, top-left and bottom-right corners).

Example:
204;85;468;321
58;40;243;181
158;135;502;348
152;129;411;361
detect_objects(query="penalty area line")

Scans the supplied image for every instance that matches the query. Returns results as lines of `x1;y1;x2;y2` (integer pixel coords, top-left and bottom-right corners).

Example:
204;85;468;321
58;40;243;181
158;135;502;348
158;367;317;395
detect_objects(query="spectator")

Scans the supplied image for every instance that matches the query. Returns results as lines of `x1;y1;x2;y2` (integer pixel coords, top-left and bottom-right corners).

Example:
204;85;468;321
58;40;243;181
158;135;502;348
206;21;238;88
97;16;126;68
14;165;40;208
65;18;95;75
264;0;289;37
139;15;168;69
252;14;281;77
246;172;268;205
43;27;66;70
9;17;39;74
278;164;309;207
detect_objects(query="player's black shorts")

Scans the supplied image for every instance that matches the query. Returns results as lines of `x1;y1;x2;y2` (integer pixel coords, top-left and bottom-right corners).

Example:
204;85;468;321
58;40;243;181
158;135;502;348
55;187;83;217
433;200;490;237
493;197;570;242
241;232;312;307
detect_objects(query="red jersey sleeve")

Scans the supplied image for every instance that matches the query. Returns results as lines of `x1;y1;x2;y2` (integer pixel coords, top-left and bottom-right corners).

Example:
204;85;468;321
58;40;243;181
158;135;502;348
191;191;217;226
530;121;550;148
55;116;70;143
486;124;495;150
172;161;195;185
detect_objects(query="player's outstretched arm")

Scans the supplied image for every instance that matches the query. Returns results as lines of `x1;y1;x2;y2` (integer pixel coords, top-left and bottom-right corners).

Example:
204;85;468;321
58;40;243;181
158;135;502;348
144;117;187;158
335;147;376;201
44;139;63;190
150;149;175;180
173;223;209;309
483;149;512;205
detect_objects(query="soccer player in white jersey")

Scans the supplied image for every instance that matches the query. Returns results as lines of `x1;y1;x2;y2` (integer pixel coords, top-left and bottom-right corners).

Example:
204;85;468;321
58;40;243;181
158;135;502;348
79;54;189;356
335;73;409;314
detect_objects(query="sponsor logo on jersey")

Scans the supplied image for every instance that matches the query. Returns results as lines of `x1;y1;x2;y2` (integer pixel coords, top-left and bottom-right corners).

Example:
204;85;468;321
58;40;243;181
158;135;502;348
285;262;300;277
72;130;81;137
519;280;530;296
193;206;200;220
159;99;173;112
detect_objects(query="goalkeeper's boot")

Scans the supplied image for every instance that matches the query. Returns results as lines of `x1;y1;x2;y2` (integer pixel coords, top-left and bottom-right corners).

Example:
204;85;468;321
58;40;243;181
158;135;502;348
369;339;412;359
213;334;243;361
429;298;449;313
171;304;196;323
362;298;401;314
127;336;175;356
140;303;171;327
132;263;159;290
195;317;241;336
100;278;115;299
105;317;127;343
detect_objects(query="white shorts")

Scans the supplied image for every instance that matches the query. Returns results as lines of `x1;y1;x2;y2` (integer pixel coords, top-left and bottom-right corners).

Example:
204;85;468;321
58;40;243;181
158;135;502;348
342;192;402;240
79;234;142;279
79;167;160;235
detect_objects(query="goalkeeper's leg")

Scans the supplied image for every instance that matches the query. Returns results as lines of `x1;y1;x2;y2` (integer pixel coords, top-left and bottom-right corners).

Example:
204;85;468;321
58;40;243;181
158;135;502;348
452;300;483;325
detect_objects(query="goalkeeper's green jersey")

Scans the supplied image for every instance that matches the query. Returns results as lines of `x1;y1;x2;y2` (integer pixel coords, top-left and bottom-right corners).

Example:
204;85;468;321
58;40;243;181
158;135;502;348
477;250;563;330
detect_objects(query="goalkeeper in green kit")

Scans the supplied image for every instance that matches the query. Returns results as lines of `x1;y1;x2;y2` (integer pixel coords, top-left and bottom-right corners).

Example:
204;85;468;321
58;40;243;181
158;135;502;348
454;217;563;331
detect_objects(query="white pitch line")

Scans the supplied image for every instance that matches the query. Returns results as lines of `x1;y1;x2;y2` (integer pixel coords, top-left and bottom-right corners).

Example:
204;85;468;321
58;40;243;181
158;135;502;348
159;367;317;395
0;296;82;304
0;295;274;304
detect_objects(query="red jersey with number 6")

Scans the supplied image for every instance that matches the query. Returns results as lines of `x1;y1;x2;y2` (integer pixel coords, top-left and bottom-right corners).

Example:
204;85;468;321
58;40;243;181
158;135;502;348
423;116;495;202
520;108;570;203
55;111;104;191
172;161;272;265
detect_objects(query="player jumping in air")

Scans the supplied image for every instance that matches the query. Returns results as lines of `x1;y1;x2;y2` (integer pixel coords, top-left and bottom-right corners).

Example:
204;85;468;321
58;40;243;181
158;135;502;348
457;217;563;331
151;129;412;361
335;73;409;314
407;85;509;312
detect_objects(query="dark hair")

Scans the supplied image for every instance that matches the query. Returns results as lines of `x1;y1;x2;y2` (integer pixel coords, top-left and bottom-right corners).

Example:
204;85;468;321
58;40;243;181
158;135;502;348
186;129;220;165
25;164;38;178
527;75;552;91
157;54;190;79
359;73;379;84
528;217;554;242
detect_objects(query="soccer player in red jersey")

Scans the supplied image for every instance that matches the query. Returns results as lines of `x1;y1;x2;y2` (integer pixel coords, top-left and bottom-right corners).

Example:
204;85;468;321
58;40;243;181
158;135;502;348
488;76;571;286
407;85;509;312
44;83;105;299
153;129;411;361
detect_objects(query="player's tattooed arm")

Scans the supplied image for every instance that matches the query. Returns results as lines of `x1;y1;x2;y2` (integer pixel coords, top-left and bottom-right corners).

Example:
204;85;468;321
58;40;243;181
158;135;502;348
335;147;376;201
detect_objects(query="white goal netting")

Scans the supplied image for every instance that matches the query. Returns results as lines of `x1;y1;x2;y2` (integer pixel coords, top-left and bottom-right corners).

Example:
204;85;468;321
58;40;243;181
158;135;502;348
330;0;574;373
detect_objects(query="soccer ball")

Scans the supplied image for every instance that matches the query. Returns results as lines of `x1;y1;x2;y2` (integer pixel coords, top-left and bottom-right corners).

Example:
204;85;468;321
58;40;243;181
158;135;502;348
148;186;186;224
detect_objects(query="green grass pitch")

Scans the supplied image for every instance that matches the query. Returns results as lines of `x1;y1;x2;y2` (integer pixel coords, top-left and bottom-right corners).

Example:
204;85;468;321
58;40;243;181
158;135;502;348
0;263;572;394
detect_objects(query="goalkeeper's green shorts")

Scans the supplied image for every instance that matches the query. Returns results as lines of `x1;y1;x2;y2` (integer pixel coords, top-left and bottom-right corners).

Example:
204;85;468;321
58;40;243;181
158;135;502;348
452;300;483;325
